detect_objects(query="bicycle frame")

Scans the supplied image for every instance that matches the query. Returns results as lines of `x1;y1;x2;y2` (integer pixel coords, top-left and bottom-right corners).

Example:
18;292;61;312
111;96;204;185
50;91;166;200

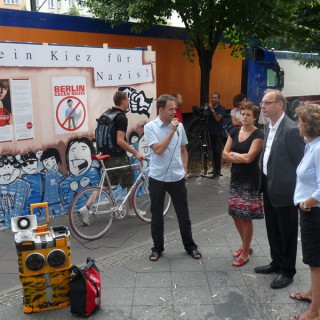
69;154;169;240
95;155;148;216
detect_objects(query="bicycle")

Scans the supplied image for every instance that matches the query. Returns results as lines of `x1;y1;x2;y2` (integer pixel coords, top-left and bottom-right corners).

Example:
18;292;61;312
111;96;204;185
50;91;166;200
69;154;171;240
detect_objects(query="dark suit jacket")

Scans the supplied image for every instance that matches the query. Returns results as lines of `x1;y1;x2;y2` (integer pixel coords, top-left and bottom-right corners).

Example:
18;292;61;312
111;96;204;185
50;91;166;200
262;115;305;207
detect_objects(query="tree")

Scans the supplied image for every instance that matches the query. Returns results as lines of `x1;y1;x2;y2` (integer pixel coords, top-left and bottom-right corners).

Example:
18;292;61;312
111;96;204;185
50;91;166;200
265;1;320;68
80;0;308;105
69;3;80;16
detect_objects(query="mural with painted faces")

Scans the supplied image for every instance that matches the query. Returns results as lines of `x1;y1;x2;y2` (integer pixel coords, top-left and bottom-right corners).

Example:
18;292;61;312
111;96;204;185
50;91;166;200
127;131;140;158
138;134;150;169
0;155;21;185
43;157;58;172
66;138;93;176
138;134;150;158
20;152;38;175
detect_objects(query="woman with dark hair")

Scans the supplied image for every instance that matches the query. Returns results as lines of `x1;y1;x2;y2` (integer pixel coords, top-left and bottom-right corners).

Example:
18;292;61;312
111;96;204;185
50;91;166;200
223;102;264;267
231;93;246;128
290;104;320;320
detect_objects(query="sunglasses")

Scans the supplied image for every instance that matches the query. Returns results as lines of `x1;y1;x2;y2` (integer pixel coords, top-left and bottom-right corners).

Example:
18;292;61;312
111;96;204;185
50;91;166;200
22;159;37;167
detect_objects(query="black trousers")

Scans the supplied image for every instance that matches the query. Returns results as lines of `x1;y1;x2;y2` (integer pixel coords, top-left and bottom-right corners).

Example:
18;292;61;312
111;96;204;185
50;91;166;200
149;177;197;254
262;176;298;278
209;135;223;173
300;207;320;267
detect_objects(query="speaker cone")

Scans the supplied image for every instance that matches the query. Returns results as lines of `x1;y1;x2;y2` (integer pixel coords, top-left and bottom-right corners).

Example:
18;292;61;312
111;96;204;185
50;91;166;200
17;217;31;230
25;253;45;271
47;249;66;268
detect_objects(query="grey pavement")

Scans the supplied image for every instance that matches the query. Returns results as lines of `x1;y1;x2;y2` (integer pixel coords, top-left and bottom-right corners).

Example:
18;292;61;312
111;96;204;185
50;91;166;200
0;166;310;320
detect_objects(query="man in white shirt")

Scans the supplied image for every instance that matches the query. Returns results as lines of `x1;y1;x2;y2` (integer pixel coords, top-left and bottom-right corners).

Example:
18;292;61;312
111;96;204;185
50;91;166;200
254;90;305;289
144;94;201;262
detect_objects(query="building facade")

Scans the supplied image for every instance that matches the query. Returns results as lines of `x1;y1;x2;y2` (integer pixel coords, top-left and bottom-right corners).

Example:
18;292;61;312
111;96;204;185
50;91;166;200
0;0;90;16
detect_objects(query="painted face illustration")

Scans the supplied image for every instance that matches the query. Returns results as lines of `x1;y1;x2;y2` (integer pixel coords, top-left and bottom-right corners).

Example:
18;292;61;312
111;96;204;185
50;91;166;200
130;135;139;144
68;141;92;176
21;158;38;174
43;156;59;172
35;150;43;160
138;134;150;158
0;161;20;185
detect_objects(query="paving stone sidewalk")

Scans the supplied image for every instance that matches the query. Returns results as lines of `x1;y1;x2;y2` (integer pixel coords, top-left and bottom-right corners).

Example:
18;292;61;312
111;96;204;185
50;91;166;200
0;213;310;320
0;166;311;320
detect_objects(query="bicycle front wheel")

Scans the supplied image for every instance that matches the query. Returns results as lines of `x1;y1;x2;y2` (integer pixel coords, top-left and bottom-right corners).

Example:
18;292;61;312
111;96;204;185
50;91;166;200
133;177;171;223
69;186;114;240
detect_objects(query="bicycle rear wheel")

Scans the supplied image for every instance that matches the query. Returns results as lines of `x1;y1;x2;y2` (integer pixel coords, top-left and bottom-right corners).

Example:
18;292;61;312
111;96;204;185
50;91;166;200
69;186;114;240
133;177;171;223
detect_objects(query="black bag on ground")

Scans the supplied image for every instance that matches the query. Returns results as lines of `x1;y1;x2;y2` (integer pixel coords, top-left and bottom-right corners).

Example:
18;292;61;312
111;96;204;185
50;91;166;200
95;108;121;155
70;257;101;317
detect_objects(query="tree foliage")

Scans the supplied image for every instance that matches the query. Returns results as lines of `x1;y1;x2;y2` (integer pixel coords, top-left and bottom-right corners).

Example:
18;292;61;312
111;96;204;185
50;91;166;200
69;3;80;16
265;1;320;68
81;0;320;104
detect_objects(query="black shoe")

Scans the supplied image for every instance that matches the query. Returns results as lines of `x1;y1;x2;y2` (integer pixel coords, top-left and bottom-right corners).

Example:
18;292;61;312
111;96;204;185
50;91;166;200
270;274;293;289
216;172;223;176
254;264;279;274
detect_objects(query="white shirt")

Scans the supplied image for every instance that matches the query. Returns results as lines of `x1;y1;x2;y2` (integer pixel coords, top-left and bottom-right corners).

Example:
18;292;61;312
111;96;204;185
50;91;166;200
294;137;320;206
230;108;241;122
262;113;285;175
144;117;188;182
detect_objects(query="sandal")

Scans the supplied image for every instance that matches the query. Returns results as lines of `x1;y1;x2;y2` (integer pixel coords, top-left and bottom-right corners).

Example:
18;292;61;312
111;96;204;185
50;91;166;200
289;292;312;303
232;247;253;258
149;251;161;262
188;249;202;259
289;314;305;320
232;257;249;267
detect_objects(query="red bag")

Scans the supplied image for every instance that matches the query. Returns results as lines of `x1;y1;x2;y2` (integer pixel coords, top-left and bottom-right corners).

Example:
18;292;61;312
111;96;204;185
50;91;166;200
70;257;101;317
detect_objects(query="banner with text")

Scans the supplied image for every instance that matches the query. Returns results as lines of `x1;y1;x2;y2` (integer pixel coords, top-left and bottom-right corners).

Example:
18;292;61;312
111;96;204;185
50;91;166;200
0;43;153;87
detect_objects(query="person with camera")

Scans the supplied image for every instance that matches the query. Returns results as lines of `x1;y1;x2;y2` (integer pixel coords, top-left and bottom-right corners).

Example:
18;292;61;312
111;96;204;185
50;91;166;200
206;92;226;176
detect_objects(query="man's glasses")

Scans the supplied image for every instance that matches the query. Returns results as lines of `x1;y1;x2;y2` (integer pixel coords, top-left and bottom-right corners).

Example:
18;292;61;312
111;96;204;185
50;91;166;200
22;159;37;167
260;101;279;107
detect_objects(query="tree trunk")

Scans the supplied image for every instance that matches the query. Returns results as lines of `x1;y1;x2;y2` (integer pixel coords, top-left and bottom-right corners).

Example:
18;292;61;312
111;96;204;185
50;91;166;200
198;49;213;106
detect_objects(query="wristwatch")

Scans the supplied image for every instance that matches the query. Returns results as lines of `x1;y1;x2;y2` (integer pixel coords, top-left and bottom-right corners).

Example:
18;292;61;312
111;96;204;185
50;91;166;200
300;202;311;210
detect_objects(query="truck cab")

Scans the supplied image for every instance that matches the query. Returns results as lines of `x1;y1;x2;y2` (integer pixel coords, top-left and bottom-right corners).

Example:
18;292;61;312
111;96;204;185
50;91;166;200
274;50;320;120
244;47;284;108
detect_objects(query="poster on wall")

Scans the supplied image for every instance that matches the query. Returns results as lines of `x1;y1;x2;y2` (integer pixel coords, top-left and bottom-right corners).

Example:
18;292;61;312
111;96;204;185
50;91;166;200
52;76;88;135
0;78;12;141
0;78;35;142
0;78;14;142
11;79;35;141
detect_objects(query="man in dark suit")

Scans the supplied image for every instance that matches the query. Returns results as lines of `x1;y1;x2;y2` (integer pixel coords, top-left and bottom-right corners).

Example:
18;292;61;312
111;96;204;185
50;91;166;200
254;90;305;289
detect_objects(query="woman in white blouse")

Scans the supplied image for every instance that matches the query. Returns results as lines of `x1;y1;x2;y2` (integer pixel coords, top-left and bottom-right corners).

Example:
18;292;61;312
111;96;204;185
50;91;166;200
290;104;320;320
